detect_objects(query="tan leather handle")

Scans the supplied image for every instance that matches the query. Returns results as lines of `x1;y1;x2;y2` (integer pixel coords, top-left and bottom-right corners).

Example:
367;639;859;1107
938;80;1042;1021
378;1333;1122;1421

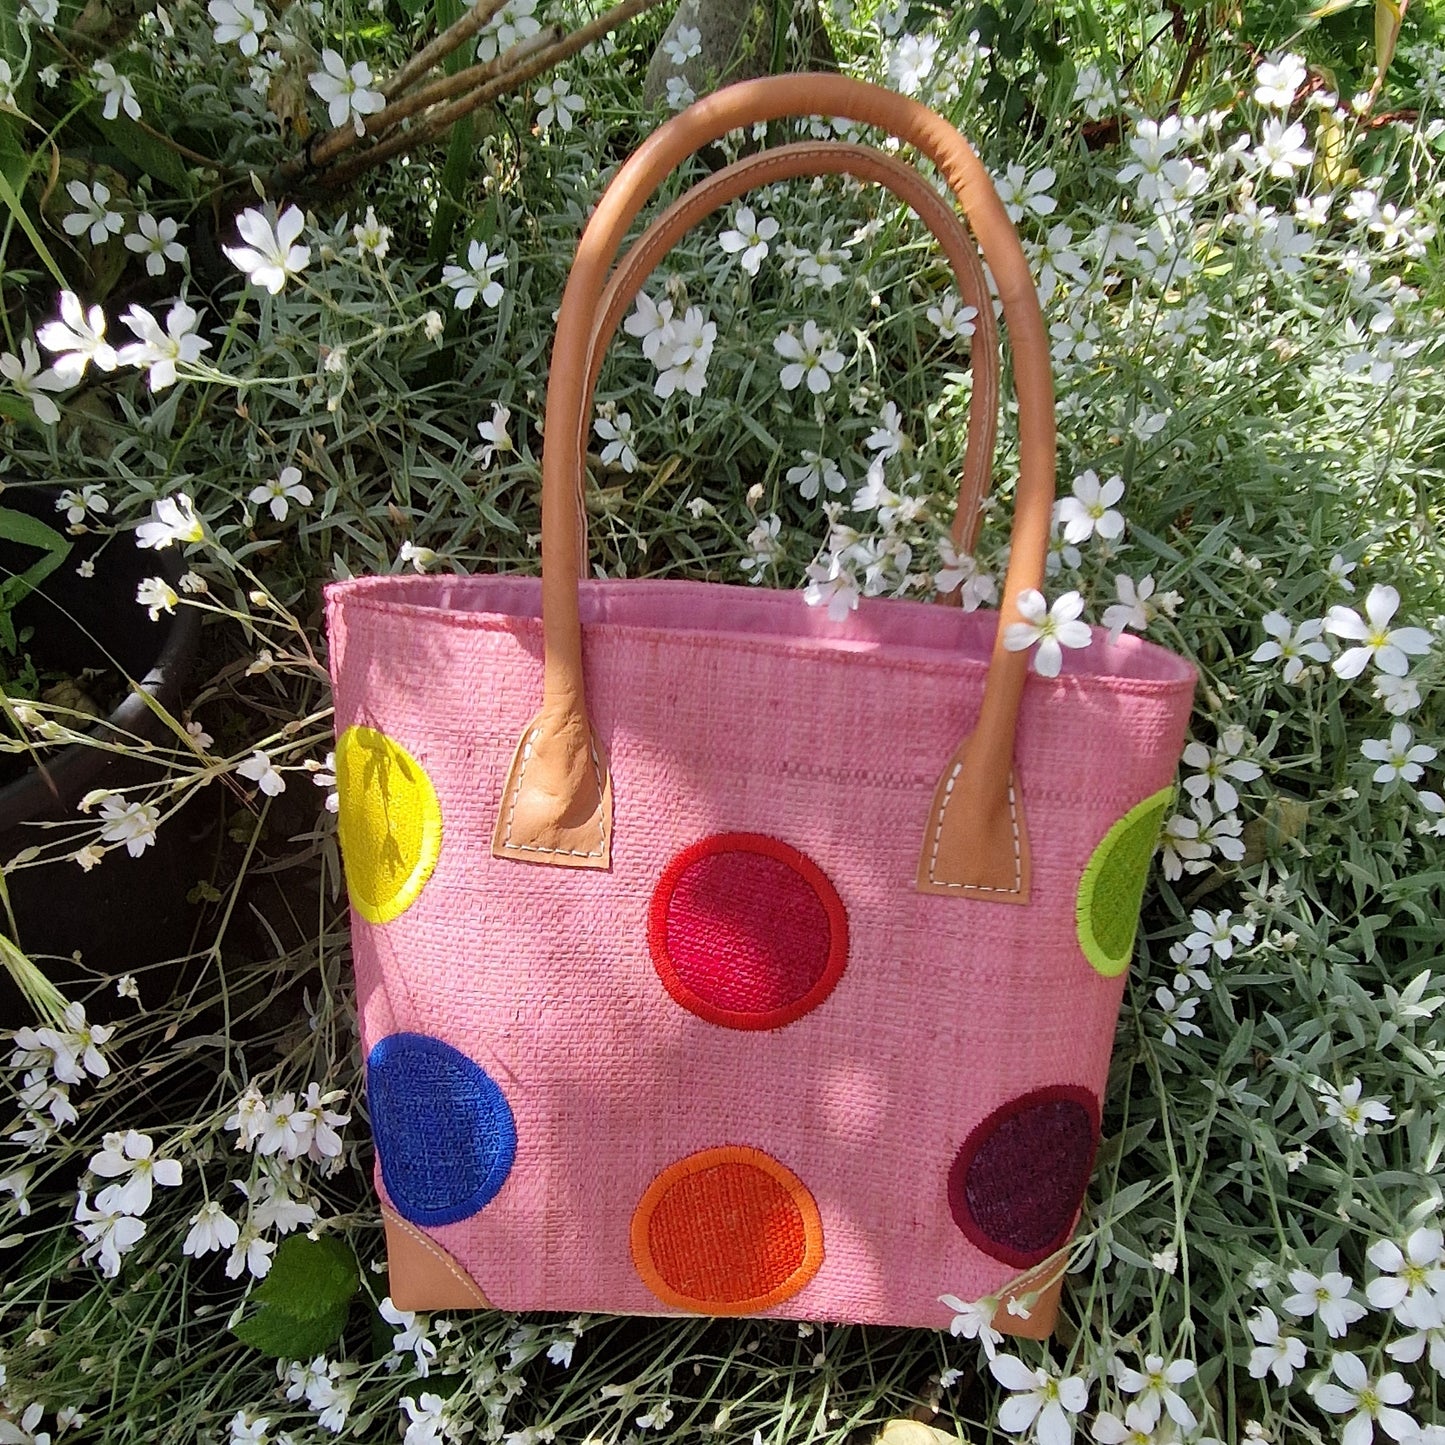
494;74;1056;901
582;140;1001;562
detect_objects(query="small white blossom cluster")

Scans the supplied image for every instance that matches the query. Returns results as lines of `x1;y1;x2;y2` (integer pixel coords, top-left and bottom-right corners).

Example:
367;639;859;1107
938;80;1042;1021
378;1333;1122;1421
1157;727;1262;882
625;289;717;400
282;1354;358;1434
73;1127;183;1277
4;1004;113;1160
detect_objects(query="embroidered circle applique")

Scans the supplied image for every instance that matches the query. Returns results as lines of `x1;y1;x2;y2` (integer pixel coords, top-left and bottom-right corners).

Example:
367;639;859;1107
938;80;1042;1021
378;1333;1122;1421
335;724;443;925
1075;786;1174;977
947;1086;1100;1270
648;833;848;1030
367;1033;516;1227
631;1145;824;1312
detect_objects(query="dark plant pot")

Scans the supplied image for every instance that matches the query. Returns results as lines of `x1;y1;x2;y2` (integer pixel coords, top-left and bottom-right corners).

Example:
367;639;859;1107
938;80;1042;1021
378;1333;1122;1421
0;492;206;1027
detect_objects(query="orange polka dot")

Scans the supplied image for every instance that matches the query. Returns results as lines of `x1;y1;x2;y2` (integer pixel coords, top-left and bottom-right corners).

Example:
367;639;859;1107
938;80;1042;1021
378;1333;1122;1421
631;1146;824;1313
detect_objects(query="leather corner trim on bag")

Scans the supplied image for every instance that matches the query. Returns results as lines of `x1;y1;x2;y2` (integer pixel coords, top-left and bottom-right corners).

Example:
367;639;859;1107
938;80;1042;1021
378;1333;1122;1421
381;1206;494;1309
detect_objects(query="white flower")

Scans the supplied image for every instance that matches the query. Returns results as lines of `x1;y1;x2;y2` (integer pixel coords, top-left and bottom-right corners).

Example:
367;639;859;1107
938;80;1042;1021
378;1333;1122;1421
476;0;539;61
91;59;140;120
74;1189;146;1276
887;31;940;95
665;75;695;109
441;239;506;309
476;404;514;467
1312;1078;1394;1139
183;1199;240;1257
237;749;286;796
37;290;117;383
228;1411;271;1445
989;1353;1089;1445
1246;1306;1307;1385
401;1392;456;1445
1072;62;1115;119
1183;906;1255;960
209;0;267;54
1002;588;1092;678
88;1128;182;1216
422;309;444;340
249;465;312;521
399;541;437;572
655;306;715;398
933;540;997;611
380;1297;438;1376
224;205;310;294
1090;1400;1174;1444
774;320;846;394
662;22;701;65
136;494;203;549
1283;1268;1369;1338
1373;673;1421;717
116;300;210;390
865;400;908;460
1111;1354;1197;1431
740;514;781;581
1182;732;1263;812
535;77;584;133
125;212;185;275
1325;584;1432;678
309;49;384;136
926;291;977;341
0;1166;33;1217
1155;985;1201;1045
1361;723;1436;785
1250;119;1312;178
136;577;179;620
98;797;161;856
594;411;636;472
1117;116;1183;202
1251;611;1330;683
1366;1228;1445;1318
938;1293;1002;1359
0;338;69;425
62;179;125;246
625;291;676;362
1056;470;1124;544
225;1224;276;1280
298;1082;349;1162
718;205;779;276
1328;552;1357;591
785;450;845;501
1310;1351;1415;1445
352;205;391;257
994;164;1057;223
1254;53;1307;109
803;553;860;622
1101;574;1172;641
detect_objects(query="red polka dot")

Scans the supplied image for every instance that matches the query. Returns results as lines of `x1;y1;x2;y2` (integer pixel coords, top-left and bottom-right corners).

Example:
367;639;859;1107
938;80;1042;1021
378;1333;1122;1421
947;1086;1100;1269
648;834;848;1030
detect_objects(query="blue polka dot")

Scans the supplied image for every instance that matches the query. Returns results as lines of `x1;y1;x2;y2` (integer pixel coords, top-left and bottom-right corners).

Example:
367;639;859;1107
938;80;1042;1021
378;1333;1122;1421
367;1033;517;1226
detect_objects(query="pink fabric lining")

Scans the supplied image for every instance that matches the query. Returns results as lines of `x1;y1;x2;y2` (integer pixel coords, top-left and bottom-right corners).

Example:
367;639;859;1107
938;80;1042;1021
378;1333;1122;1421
331;574;1196;685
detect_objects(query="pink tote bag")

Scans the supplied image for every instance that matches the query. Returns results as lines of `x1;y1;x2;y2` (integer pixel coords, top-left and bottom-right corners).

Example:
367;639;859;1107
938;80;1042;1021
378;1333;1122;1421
325;74;1196;1337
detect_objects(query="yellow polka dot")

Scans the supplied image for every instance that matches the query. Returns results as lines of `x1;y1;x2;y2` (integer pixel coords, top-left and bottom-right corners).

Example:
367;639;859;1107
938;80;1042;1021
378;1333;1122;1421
335;725;442;925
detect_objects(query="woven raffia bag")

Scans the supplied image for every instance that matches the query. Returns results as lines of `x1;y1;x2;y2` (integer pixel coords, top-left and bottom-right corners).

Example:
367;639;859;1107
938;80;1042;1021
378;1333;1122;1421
325;73;1197;1337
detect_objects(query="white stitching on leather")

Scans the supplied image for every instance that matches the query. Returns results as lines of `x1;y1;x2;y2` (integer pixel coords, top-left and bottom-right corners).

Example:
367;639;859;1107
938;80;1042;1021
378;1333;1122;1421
926;760;1022;893
384;1208;489;1302
501;727;608;858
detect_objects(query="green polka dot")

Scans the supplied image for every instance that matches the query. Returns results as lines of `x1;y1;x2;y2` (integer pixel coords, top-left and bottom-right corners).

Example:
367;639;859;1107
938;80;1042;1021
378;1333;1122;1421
1076;788;1174;977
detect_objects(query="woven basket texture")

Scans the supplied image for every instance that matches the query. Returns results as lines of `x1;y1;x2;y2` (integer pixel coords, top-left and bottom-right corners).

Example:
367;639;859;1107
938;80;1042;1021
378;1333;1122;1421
326;573;1195;1329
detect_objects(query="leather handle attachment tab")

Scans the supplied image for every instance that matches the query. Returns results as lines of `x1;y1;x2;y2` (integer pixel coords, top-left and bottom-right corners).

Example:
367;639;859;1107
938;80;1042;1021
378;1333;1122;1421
579;140;1002;570
492;73;1055;903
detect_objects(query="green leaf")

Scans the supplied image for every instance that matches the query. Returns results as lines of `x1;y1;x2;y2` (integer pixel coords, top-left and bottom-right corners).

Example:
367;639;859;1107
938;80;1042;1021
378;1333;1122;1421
90;109;195;196
0;508;72;558
0;168;66;289
232;1299;351;1358
252;1233;359;1318
232;1235;359;1359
